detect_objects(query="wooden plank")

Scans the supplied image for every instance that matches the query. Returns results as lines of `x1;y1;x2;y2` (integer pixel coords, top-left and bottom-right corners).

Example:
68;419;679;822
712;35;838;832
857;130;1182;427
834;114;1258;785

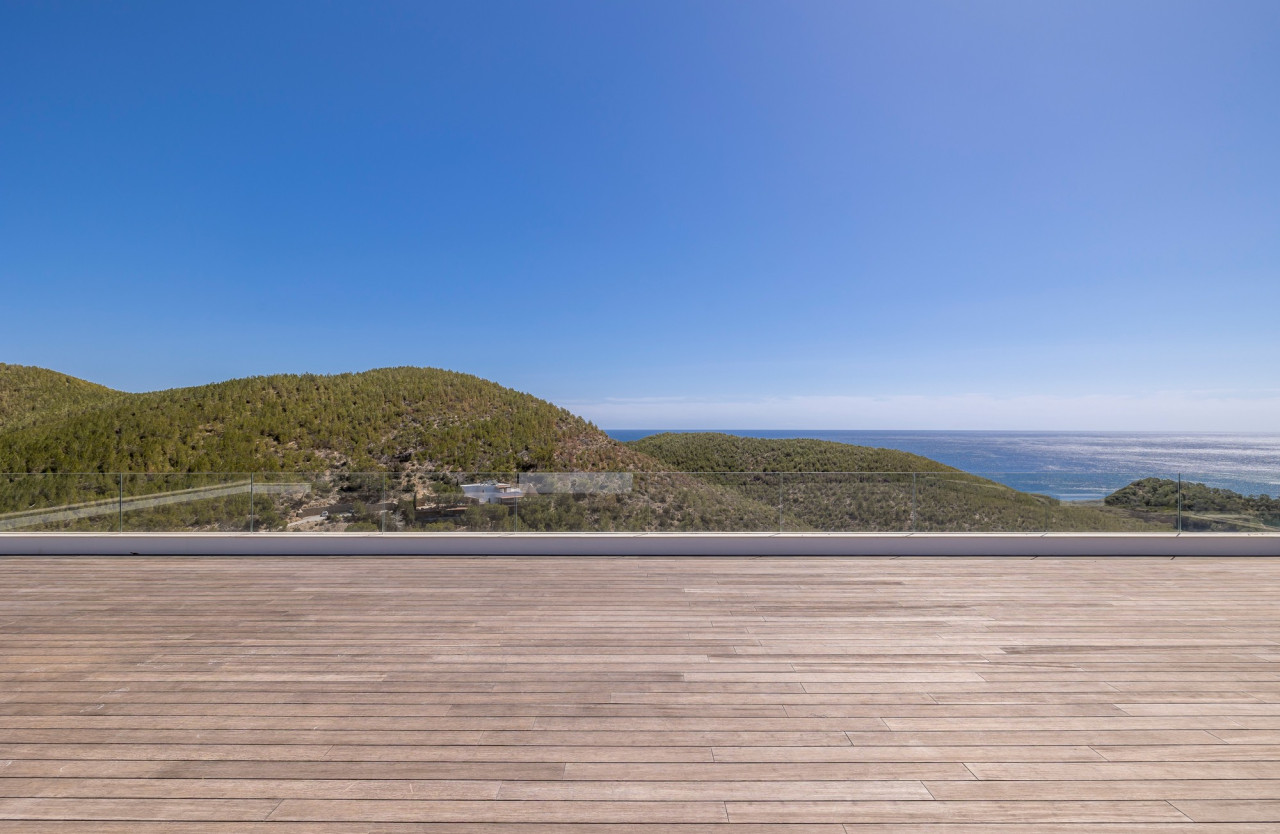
1096;744;1280;762
0;797;279;821
725;799;1190;823
926;779;1280;800
267;799;730;822
0;778;505;799
494;780;933;800
711;745;1108;762
0;759;566;780
968;762;1280;780
1173;799;1280;822
562;762;975;780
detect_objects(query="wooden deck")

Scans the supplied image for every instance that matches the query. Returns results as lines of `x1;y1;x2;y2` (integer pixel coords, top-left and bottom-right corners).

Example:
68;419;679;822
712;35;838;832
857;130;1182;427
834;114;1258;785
2;555;1280;832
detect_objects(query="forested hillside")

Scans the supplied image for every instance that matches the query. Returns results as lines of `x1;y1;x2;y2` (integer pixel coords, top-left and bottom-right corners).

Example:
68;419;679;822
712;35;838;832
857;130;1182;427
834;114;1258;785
0;364;119;429
0;366;781;531
0;366;643;474
0;367;1166;533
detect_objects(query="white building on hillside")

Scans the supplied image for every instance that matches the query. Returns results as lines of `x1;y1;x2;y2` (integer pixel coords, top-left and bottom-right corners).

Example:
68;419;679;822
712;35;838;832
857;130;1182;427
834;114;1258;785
461;482;523;505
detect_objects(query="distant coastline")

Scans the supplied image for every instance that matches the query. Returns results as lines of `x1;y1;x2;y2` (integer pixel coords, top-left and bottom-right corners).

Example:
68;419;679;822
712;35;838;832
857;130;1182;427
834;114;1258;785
608;430;1280;501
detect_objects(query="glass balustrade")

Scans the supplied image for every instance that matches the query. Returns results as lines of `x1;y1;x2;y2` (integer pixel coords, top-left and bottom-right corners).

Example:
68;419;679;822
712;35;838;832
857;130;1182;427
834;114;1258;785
0;471;1275;533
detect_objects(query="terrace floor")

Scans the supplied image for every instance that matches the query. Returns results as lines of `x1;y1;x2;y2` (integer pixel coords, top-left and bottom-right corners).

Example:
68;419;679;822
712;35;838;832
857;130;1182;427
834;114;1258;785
2;555;1280;832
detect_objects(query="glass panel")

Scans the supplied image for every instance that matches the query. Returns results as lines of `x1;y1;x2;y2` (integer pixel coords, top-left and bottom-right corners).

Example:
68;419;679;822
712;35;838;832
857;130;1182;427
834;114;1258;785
915;473;1054;533
1170;474;1280;533
639;472;780;532
400;472;471;531
513;472;646;532
249;471;328;532
782;473;913;532
118;473;253;532
993;472;1141;504
636;471;692;532
1057;472;1180;532
380;470;418;533
3;469;1273;535
0;473;121;532
445;473;518;532
317;472;391;532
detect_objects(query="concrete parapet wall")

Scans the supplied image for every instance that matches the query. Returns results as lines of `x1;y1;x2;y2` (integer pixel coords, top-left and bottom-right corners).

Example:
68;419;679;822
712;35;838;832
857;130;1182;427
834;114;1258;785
1;531;1278;557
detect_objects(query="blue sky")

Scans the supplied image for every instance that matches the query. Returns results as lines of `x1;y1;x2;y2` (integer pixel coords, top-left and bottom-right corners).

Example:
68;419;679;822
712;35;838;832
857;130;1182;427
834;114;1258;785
2;1;1277;429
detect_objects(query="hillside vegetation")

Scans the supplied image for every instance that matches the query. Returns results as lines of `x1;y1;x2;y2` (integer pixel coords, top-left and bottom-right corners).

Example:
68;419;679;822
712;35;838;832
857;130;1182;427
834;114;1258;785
632;433;1164;533
0;366;778;531
0;366;638;474
0;364;119;430
1;367;1164;533
629;432;959;474
1106;477;1280;532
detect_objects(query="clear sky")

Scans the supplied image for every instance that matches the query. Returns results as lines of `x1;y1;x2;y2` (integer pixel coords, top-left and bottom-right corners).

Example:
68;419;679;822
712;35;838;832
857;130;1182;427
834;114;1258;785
2;1;1277;430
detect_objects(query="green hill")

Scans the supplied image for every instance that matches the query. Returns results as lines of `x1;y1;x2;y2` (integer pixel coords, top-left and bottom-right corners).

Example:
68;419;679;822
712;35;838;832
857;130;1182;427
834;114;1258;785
631;432;1163;533
1106;477;1280;532
0;364;119;430
0;366;639;474
628;432;959;474
0;366;779;532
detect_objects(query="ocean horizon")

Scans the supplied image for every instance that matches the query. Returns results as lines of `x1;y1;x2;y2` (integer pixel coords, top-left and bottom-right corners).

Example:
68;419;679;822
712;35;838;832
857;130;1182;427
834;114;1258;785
605;430;1280;502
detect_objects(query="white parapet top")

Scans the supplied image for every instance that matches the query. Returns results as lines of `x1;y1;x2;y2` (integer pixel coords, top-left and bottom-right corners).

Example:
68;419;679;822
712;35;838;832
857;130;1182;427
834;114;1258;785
0;532;1278;557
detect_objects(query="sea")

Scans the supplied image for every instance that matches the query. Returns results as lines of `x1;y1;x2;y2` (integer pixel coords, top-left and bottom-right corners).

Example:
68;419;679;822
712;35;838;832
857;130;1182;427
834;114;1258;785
605;430;1280;502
